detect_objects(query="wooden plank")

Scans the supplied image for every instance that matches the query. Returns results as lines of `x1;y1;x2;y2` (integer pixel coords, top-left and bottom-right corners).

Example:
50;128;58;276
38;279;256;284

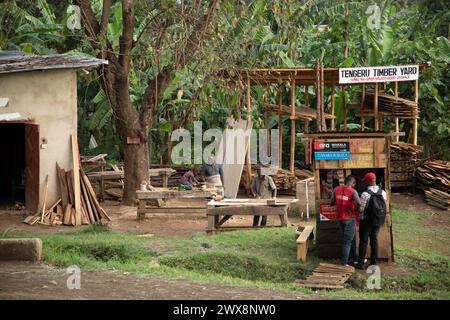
207;205;288;216
56;162;69;207
40;175;49;223
71;135;82;226
296;225;314;243
80;176;95;223
278;88;283;167
290;79;296;173
63;204;72;226
136;189;213;200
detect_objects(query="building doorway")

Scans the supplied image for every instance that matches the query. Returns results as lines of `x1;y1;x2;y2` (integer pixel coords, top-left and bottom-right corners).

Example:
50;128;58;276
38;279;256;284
0;122;39;212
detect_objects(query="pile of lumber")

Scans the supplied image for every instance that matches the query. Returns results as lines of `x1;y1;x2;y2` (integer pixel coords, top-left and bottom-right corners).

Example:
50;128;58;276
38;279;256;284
24;164;111;226
241;166;313;195
363;92;419;118
390;142;423;189
416;159;450;210
264;103;335;120
294;263;354;289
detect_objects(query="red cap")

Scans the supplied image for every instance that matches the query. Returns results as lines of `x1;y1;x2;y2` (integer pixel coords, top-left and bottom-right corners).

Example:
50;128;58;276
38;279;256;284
363;172;376;182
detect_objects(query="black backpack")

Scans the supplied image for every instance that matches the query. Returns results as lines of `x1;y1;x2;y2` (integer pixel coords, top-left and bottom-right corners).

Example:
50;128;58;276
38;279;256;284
365;189;386;226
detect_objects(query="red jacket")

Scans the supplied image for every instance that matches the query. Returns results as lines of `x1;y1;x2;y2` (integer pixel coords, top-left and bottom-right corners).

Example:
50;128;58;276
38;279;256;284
333;185;357;220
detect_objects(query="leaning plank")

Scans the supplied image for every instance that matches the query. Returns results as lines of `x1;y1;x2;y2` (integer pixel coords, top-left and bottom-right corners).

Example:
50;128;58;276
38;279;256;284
63;204;72;225
56;162;69;207
80;173;95;223
40;175;49;223
71;134;82;226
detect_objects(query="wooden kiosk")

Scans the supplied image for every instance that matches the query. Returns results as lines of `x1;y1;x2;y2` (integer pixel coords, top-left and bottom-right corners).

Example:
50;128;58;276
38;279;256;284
305;131;394;260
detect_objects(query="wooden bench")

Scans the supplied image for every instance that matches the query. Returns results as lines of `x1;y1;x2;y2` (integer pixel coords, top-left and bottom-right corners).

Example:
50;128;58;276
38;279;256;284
206;199;298;233
295;225;314;262
136;189;215;220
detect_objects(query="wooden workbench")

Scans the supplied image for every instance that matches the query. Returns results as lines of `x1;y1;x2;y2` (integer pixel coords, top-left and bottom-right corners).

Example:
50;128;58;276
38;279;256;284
136;189;215;220
206;198;298;233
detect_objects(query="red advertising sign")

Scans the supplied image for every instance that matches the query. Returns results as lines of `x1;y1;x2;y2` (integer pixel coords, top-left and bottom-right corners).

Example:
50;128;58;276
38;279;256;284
320;204;337;221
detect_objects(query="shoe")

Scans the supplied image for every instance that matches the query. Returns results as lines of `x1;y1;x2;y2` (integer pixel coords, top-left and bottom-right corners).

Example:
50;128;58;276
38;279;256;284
354;263;365;270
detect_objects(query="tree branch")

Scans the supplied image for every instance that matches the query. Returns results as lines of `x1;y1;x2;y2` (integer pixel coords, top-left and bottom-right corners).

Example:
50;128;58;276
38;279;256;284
100;0;110;35
119;0;135;72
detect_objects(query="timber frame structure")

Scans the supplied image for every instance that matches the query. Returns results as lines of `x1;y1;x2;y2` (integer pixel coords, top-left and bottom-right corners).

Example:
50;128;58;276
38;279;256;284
220;63;428;175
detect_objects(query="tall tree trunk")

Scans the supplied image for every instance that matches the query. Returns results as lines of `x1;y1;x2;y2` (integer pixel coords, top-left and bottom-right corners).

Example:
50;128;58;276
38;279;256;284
123;140;149;205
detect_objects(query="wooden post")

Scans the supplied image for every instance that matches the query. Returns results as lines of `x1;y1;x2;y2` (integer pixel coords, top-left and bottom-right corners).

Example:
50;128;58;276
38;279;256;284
342;86;347;131
246;77;252;178
394;117;399;142
320;61;326;131
278;87;283;169
331;84;335;130
304;120;309;164
290;79;296;173
265;108;270;156
413;79;418;145
361;117;365;131
315;61;321;131
374;83;379;131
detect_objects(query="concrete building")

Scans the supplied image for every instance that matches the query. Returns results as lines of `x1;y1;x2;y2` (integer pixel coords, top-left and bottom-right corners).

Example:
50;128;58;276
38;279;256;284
0;52;106;212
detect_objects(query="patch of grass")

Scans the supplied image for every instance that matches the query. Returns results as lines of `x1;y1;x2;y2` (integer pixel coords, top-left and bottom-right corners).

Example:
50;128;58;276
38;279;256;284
2;207;449;299
160;252;309;283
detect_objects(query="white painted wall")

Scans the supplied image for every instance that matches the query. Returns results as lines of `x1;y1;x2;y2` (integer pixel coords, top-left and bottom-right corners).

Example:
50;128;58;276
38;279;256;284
0;69;77;211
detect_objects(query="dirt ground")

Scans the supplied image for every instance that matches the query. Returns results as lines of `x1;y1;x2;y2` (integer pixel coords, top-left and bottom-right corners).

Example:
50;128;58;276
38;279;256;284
0;193;446;237
0;198;308;236
0;261;320;300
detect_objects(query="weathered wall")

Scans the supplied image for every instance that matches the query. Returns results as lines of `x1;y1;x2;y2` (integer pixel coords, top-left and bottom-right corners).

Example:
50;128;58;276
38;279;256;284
0;69;77;211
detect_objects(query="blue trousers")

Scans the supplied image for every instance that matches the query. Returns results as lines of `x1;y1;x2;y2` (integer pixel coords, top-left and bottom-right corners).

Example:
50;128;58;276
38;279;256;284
337;218;358;265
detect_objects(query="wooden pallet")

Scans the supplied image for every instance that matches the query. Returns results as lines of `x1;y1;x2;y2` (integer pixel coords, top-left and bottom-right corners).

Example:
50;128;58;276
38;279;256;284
294;263;354;290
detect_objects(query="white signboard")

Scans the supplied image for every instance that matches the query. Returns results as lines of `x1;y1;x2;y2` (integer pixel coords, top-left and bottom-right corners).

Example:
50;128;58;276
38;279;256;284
339;65;419;84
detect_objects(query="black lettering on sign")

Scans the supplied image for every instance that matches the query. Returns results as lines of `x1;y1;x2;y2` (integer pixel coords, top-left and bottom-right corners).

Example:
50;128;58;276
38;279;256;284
400;66;417;75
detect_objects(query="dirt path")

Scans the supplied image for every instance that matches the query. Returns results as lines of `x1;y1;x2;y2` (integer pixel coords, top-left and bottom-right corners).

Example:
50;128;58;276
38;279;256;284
0;262;320;300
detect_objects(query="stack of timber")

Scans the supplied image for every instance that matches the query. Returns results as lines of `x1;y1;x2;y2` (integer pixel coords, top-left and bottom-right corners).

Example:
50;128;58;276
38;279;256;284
294;263;354;289
390;142;423;189
264;103;335;120
24;164;111;226
416;159;450;210
364;92;419;118
241;166;314;195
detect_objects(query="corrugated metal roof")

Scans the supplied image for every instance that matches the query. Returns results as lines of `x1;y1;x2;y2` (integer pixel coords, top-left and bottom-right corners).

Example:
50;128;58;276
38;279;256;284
0;52;108;74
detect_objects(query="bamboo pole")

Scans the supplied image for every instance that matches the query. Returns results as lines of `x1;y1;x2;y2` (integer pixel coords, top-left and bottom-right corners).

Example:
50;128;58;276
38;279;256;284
331;84;335;130
278;87;283;169
246;77;252;179
290;79;296;173
374;83;379;131
413;79;419;145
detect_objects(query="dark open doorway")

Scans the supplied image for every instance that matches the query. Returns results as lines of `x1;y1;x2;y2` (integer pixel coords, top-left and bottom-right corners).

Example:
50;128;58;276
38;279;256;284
0;122;39;212
0;123;25;207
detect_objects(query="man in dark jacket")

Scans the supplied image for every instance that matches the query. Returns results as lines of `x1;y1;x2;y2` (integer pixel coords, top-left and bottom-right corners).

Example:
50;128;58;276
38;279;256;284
331;175;361;266
355;172;387;269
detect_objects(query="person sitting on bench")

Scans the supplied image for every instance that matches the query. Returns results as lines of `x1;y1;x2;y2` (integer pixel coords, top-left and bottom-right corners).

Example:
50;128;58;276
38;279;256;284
251;166;277;227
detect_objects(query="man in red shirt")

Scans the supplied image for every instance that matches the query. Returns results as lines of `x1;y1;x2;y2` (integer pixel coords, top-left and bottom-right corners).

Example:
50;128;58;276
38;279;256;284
331;175;361;266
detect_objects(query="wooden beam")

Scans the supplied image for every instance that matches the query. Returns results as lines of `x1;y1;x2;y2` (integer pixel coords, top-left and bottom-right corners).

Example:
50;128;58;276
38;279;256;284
413;79;419;145
394;81;398;98
374;83;379;130
246;77;252;179
394;117;399;142
320;61;326;131
304;120;309;164
71;134;81;225
331;85;335;130
315;60;321;130
290;79;296;173
265;108;270;156
278;87;283;168
342;86;347;131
